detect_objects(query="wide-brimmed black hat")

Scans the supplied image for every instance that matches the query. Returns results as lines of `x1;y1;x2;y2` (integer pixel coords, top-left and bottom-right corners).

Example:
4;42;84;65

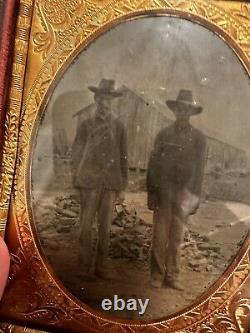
166;89;203;115
88;79;123;97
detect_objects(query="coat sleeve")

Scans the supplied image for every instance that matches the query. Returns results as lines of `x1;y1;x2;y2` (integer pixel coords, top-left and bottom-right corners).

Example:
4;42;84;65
189;132;207;196
146;131;163;193
120;123;128;190
71;122;87;171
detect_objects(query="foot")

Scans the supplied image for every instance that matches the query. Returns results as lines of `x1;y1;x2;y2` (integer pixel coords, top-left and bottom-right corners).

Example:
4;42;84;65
166;280;184;291
151;279;162;288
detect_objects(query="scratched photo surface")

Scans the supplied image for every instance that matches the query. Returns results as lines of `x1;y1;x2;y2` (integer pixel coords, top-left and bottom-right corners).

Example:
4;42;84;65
31;17;250;320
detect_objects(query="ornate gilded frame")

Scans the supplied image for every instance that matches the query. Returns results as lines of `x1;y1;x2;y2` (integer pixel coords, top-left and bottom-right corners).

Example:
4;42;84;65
0;0;250;332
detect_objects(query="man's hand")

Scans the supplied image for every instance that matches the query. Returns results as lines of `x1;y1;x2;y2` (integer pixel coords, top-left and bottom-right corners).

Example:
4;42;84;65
117;191;125;204
178;189;200;218
0;237;10;300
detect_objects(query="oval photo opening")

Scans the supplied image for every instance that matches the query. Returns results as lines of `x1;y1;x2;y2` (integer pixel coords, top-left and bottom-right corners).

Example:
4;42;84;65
31;16;250;320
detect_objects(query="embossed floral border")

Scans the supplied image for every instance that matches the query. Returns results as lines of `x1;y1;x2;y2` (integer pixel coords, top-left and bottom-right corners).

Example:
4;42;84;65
0;1;250;333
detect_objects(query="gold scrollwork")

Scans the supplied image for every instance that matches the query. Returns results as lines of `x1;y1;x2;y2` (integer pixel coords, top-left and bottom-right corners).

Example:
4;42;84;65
232;4;250;27
30;0;250;80
235;297;250;333
0;0;34;237
33;0;85;58
0;323;47;333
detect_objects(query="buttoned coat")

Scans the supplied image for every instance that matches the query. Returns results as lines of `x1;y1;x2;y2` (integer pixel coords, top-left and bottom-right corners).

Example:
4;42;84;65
72;114;128;191
147;123;206;198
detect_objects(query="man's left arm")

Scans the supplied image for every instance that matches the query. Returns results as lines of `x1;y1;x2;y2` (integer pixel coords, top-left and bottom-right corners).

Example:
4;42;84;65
119;123;128;201
180;133;207;217
193;133;207;197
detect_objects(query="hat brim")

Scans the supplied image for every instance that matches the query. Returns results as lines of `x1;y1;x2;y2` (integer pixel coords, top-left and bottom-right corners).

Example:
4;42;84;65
88;86;123;97
166;100;202;115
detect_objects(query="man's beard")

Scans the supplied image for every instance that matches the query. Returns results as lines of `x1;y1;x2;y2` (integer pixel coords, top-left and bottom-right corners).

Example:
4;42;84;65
96;107;110;119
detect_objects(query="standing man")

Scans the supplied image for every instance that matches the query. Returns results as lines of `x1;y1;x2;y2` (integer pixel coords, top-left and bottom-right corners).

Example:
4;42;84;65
147;89;206;290
72;79;128;280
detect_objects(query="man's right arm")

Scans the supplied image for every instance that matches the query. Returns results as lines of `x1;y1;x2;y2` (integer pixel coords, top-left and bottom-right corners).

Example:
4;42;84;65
146;132;163;192
71;122;87;170
119;122;128;190
146;131;164;210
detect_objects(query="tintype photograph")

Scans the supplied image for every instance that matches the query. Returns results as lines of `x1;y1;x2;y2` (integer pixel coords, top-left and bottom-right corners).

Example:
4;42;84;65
31;17;250;320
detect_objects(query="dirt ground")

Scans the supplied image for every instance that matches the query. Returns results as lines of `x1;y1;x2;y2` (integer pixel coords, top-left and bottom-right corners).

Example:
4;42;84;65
33;191;249;321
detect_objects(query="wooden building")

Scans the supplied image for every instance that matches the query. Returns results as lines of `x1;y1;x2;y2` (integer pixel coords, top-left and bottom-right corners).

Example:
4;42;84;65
55;85;250;174
205;136;248;172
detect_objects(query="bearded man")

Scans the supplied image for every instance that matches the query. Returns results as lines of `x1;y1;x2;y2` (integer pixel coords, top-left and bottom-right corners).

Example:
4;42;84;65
72;79;128;280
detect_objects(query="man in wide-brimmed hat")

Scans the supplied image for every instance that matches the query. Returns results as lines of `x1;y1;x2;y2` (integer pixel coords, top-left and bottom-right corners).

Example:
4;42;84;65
72;79;128;280
147;89;206;290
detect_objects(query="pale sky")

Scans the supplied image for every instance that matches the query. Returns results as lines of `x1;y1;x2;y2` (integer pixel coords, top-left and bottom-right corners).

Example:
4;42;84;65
42;16;250;151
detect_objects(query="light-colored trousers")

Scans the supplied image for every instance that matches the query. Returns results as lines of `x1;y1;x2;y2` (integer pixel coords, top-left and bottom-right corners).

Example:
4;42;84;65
79;188;117;271
150;188;196;283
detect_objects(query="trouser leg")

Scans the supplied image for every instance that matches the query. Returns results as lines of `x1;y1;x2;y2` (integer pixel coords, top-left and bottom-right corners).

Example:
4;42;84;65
96;190;117;269
150;206;171;282
165;205;185;283
79;189;100;271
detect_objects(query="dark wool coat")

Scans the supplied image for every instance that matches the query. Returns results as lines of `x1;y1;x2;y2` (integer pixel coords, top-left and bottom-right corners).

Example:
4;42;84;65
72;114;128;190
147;123;206;198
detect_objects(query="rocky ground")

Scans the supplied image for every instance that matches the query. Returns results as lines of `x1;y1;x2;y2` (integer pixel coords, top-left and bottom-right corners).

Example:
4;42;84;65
33;191;249;320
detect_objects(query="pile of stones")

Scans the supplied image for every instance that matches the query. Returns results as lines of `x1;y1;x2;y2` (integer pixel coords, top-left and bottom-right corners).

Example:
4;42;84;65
38;194;224;272
110;205;224;271
54;195;79;233
181;231;223;272
110;205;152;261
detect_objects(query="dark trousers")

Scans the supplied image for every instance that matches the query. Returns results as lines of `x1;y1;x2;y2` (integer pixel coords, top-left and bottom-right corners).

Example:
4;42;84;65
150;187;195;283
151;203;185;283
